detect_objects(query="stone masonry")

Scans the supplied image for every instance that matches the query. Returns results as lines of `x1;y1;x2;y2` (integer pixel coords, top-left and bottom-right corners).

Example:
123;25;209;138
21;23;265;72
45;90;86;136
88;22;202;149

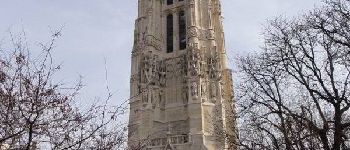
128;0;236;149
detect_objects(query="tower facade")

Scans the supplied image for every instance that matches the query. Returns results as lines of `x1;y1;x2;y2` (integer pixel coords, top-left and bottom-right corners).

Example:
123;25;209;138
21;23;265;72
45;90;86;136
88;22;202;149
128;0;236;149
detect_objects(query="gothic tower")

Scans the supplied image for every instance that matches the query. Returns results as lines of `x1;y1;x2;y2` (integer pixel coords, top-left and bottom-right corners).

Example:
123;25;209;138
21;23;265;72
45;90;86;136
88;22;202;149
128;0;236;149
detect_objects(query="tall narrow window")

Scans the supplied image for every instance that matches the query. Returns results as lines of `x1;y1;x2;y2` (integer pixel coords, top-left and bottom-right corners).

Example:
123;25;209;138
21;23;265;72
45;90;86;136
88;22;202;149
167;0;173;5
179;11;187;50
167;14;174;53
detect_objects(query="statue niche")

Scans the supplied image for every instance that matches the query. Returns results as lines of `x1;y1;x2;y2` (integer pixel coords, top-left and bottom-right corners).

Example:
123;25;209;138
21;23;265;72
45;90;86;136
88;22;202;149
190;81;199;100
142;52;159;85
187;43;201;77
159;60;167;87
208;49;221;80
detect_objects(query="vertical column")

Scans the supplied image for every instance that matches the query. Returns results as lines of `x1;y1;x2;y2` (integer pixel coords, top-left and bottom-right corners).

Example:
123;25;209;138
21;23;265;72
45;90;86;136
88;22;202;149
221;70;237;150
138;0;143;17
208;0;213;29
186;0;204;141
130;53;140;98
146;0;153;35
189;0;198;27
187;0;200;49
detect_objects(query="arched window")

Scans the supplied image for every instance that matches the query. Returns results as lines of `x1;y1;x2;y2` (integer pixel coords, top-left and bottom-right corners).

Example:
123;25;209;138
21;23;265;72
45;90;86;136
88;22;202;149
167;14;174;53
179;10;186;50
167;0;173;5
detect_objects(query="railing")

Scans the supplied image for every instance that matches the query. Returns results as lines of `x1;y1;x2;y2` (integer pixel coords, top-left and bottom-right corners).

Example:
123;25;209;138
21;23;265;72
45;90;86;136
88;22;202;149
150;134;189;147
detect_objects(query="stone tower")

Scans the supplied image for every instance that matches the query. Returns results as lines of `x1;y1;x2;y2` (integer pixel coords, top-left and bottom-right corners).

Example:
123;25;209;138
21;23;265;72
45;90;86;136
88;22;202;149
128;0;236;149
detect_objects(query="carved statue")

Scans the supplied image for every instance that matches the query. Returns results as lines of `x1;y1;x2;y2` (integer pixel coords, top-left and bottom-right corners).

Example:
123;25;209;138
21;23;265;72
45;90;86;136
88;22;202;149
159;61;166;86
173;56;187;77
143;52;159;84
207;30;215;39
159;90;165;108
210;83;217;98
142;88;148;103
187;44;200;76
152;89;160;107
166;62;174;79
208;57;215;79
175;59;183;77
188;27;198;38
208;49;221;79
143;54;151;83
201;82;207;96
182;85;189;104
191;81;198;99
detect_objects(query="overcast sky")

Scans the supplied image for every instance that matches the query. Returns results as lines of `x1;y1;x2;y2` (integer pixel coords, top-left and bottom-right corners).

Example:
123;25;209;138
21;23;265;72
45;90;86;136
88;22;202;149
0;0;321;106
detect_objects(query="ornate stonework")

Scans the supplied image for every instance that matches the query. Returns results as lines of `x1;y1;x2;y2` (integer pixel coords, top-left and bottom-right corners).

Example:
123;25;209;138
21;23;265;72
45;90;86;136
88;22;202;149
128;0;236;149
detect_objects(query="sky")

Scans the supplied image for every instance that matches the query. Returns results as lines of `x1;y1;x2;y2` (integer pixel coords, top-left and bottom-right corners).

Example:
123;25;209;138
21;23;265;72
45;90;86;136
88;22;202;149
0;0;321;107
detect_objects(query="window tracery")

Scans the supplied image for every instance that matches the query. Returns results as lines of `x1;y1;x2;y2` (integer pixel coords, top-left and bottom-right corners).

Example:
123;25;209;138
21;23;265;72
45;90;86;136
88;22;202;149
166;14;174;53
179;10;187;50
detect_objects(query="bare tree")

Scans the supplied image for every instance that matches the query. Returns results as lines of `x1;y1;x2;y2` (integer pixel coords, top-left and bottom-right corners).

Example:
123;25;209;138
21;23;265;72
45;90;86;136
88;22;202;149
237;0;350;149
0;30;128;150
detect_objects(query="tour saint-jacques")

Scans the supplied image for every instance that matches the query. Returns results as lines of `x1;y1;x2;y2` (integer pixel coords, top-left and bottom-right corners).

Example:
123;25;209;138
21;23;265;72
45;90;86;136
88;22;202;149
128;0;237;149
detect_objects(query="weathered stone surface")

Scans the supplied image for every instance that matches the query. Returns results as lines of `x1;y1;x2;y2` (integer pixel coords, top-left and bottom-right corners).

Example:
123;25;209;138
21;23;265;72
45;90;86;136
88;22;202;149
128;0;236;149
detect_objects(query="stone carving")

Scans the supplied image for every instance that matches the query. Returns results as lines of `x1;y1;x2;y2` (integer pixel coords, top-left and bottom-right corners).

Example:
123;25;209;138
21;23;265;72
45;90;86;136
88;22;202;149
151;138;167;146
189;29;217;40
200;51;208;76
137;84;141;94
129;0;237;149
191;81;198;99
213;0;222;15
208;58;216;79
207;29;215;40
175;60;183;77
175;56;187;77
142;53;151;82
133;28;147;52
154;61;160;82
152;89;160;107
166;61;175;79
159;60;167;86
147;8;153;15
181;55;188;76
182;85;189;104
159;90;165;108
187;43;200;76
188;27;198;38
220;82;225;99
145;35;162;51
201;81;207;96
142;52;159;84
208;49;221;79
142;88;148;104
130;74;139;83
210;83;217;99
166;135;189;144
